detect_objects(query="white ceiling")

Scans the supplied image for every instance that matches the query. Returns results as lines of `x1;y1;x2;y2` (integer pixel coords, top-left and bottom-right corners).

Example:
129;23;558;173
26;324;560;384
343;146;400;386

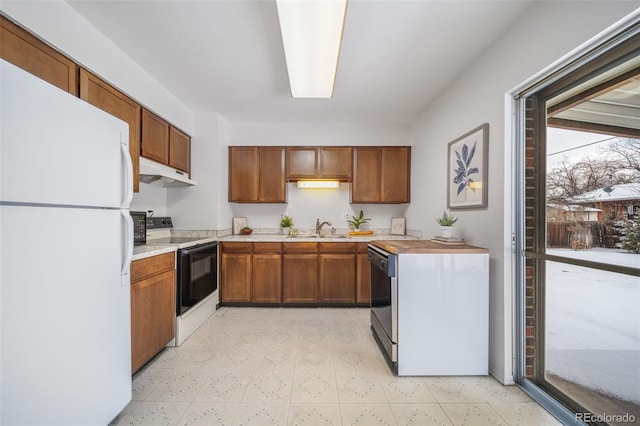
67;0;534;124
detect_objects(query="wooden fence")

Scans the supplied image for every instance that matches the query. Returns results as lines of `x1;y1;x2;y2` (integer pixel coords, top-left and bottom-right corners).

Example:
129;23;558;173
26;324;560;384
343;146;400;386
547;221;618;249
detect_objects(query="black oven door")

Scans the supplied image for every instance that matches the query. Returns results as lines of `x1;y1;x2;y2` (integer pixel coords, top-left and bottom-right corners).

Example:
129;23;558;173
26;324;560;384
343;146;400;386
177;242;218;315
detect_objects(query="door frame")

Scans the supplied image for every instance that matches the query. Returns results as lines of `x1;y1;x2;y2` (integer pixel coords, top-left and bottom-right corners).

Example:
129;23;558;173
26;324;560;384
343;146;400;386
507;10;640;425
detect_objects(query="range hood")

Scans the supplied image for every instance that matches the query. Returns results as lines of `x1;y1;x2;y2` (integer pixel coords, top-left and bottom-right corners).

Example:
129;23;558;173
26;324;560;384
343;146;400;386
139;157;197;187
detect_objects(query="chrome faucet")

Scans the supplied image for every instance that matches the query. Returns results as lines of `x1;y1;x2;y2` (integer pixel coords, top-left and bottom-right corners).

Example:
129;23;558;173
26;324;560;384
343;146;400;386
315;218;332;235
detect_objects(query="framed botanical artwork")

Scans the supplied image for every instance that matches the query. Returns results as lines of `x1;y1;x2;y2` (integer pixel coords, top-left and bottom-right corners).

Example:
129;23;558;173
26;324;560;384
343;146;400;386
447;123;489;209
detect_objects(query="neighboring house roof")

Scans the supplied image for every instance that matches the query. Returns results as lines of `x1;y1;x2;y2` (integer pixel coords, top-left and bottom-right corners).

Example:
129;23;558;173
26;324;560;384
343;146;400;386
570;183;640;203
547;204;602;212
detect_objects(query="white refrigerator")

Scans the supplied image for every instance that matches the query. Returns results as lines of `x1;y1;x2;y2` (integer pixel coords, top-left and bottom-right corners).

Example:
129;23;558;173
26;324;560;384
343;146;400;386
0;59;133;424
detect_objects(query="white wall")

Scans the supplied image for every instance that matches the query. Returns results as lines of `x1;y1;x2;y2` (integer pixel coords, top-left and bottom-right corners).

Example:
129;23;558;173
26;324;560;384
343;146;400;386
130;184;167;217
167;112;225;230
226;122;412;232
407;1;639;384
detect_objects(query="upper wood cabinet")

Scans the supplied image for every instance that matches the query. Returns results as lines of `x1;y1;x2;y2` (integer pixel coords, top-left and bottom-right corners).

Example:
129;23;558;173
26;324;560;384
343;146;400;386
141;109;169;164
0;16;78;95
286;147;352;180
351;146;411;203
141;109;191;175
169;127;191;173
79;68;141;193
228;146;286;203
3;18;191;189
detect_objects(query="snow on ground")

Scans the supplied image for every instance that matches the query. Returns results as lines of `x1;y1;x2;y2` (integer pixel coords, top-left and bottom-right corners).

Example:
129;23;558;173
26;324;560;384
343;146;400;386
545;248;639;403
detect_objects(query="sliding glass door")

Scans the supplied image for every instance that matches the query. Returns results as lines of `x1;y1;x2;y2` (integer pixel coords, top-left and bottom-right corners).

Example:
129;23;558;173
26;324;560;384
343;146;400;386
515;26;640;425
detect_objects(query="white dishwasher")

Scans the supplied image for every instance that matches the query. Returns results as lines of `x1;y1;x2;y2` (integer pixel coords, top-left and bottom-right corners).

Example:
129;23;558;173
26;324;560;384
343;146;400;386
369;240;489;376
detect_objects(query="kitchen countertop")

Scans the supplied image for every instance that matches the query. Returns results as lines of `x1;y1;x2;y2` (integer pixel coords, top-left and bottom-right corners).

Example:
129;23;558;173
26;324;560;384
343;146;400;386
132;234;421;260
132;244;177;261
370;239;488;254
219;233;418;243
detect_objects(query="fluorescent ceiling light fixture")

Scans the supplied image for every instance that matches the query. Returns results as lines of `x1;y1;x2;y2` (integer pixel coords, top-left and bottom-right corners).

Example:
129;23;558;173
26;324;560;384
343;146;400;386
276;0;347;98
296;180;340;188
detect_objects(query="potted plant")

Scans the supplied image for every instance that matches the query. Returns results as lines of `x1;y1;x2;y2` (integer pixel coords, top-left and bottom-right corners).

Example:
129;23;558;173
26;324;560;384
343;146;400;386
435;210;457;238
280;215;294;235
240;226;253;235
348;210;373;235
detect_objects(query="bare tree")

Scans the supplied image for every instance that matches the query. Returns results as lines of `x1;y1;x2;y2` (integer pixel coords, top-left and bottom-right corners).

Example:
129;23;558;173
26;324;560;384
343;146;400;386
603;137;640;176
546;156;632;203
547;137;640;203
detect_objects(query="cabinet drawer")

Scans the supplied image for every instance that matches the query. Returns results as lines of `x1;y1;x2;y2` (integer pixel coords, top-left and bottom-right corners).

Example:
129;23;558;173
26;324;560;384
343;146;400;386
319;242;356;253
131;252;175;283
253;242;282;253
221;242;252;253
283;242;318;253
357;242;369;254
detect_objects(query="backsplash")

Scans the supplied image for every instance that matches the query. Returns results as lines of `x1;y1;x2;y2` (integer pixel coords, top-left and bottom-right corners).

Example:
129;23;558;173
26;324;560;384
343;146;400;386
229;183;408;231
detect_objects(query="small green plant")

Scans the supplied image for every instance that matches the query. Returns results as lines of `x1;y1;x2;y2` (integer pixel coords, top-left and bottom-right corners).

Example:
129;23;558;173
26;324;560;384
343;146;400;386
348;210;371;229
280;215;294;227
435;210;458;227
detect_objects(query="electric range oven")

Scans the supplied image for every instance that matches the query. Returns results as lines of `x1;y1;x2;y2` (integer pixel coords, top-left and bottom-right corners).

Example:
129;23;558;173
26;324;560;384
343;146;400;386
176;241;218;315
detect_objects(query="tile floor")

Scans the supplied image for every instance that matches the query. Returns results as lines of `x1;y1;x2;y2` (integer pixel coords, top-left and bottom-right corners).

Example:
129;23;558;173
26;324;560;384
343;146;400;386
111;307;561;425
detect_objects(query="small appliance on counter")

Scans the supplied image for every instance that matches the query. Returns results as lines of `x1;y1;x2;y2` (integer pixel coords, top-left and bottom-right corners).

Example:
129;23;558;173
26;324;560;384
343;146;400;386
145;217;218;346
130;211;147;245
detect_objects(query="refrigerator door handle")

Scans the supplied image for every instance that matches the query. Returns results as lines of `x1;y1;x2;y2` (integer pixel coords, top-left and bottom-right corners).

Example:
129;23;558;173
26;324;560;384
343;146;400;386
121;209;133;287
121;138;133;208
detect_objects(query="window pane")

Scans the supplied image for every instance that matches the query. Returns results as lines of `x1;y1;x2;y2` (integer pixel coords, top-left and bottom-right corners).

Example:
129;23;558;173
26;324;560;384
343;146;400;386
545;260;640;422
546;128;640;265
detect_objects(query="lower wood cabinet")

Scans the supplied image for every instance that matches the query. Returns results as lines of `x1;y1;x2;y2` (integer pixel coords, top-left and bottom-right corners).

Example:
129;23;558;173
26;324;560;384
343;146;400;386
319;243;356;303
283;242;318;304
220;241;369;306
356;243;371;303
220;243;252;303
130;252;176;374
283;256;318;304
252;243;282;303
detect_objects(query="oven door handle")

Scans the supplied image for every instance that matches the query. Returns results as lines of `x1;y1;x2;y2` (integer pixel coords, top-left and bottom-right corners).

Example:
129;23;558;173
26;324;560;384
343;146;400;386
180;242;218;256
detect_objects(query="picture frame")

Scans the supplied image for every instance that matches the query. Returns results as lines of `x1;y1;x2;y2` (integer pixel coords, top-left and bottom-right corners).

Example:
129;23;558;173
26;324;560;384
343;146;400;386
390;217;406;235
232;217;247;234
447;123;489;209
